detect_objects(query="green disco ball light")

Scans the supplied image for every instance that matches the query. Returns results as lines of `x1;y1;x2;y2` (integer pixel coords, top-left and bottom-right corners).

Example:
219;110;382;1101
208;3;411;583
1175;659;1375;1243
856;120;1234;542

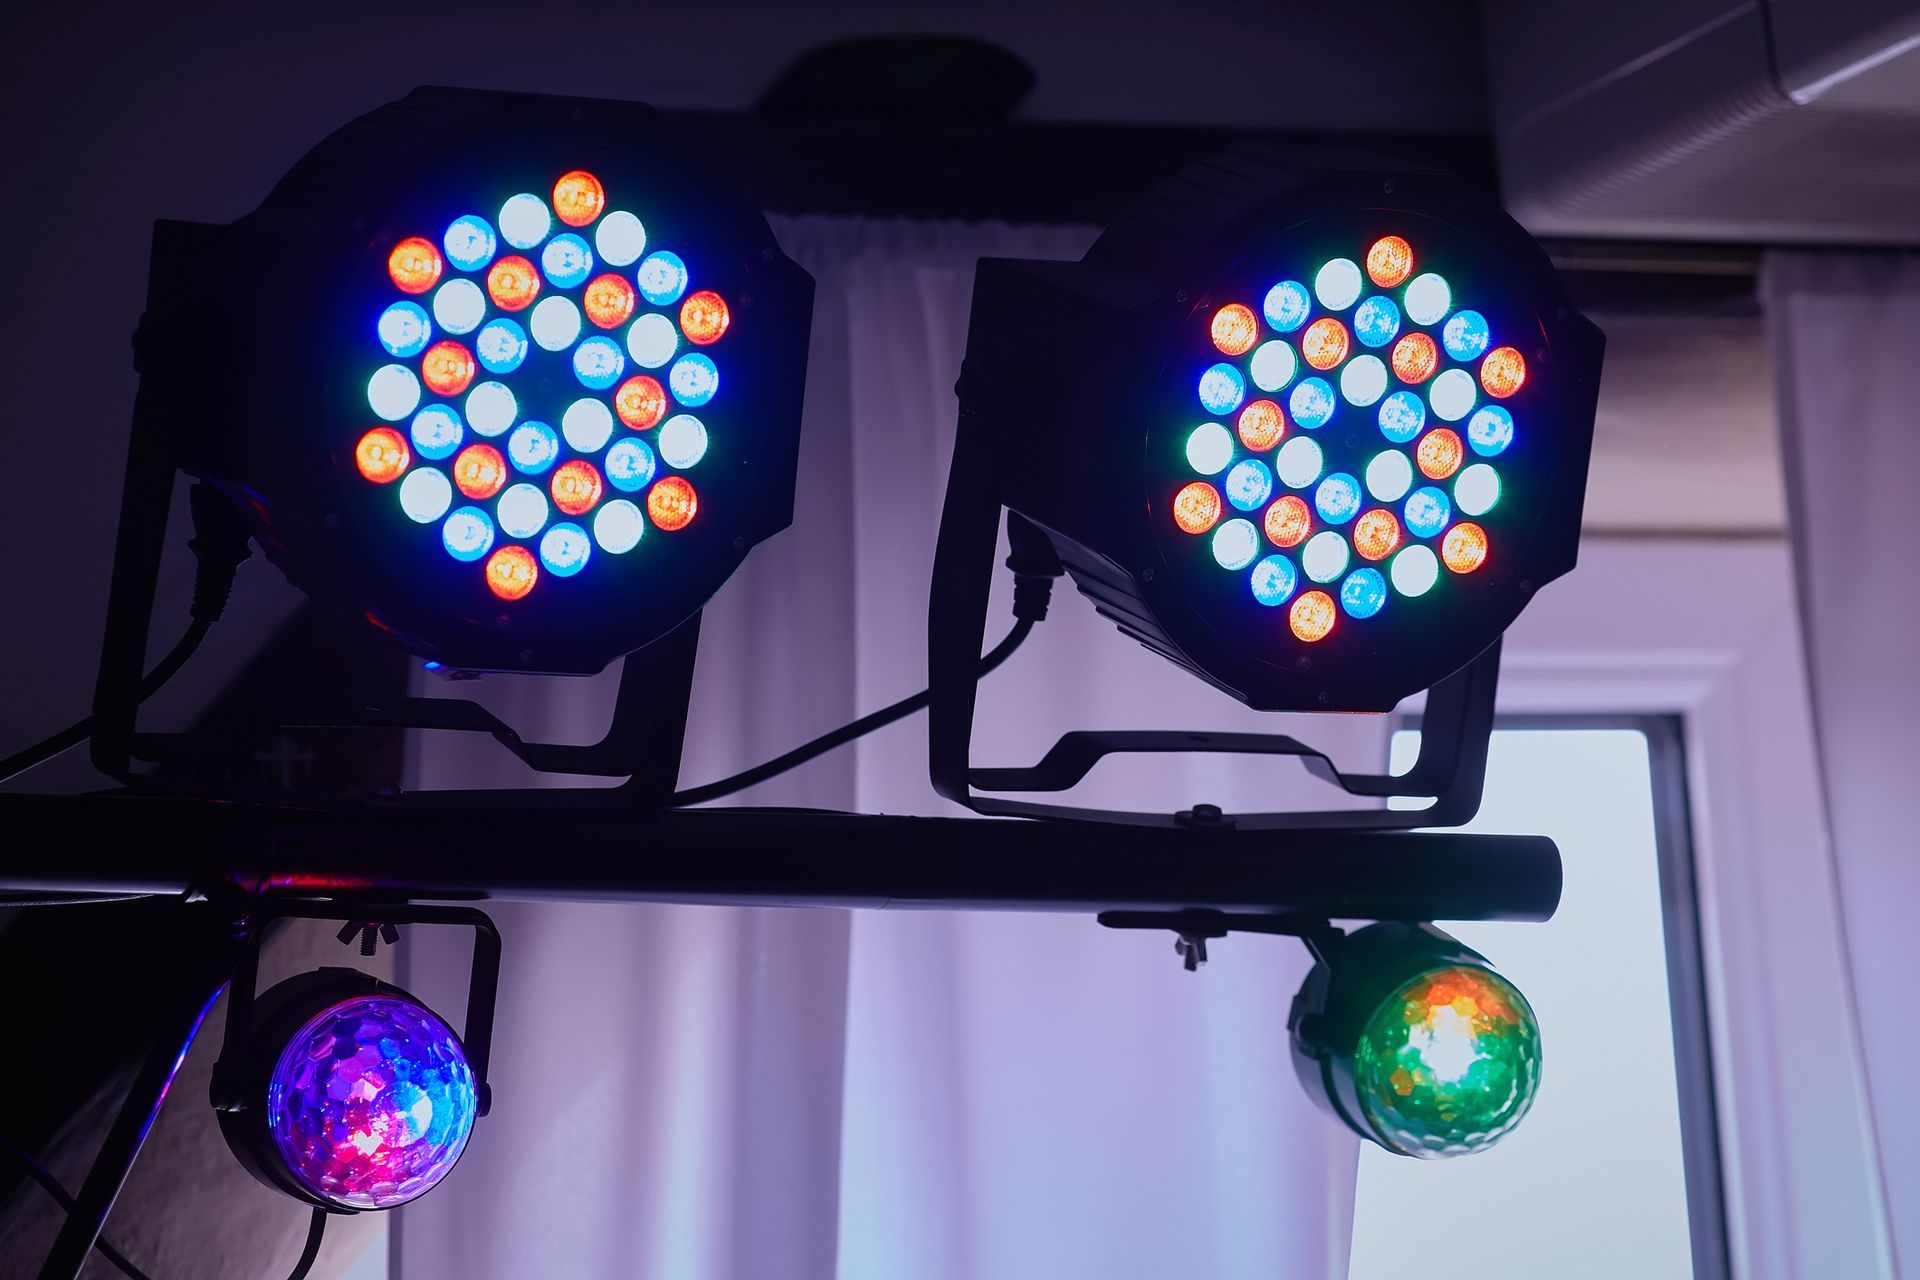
1290;923;1542;1158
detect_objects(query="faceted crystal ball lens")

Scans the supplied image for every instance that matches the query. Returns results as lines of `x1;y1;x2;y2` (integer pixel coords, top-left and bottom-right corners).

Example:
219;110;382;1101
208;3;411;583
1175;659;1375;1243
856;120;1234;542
357;168;721;602
1351;964;1541;1158
1168;230;1519;644
265;994;477;1210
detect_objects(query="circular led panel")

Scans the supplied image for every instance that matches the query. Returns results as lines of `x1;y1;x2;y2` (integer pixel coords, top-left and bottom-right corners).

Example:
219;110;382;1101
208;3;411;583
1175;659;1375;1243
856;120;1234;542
1136;189;1593;710
265;993;479;1210
159;93;815;676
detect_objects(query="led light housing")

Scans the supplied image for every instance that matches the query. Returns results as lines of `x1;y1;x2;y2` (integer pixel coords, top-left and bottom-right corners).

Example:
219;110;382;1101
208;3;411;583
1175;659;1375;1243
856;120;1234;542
140;88;813;674
1290;923;1541;1159
215;970;479;1211
949;161;1602;710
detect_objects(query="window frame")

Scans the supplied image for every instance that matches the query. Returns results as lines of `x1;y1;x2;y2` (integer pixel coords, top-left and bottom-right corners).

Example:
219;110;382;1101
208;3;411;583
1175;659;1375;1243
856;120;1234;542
1471;537;1890;1280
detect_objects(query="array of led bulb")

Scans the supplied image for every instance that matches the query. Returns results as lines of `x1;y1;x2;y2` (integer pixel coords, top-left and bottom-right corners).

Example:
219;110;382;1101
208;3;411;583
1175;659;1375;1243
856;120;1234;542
356;170;730;602
1170;235;1523;644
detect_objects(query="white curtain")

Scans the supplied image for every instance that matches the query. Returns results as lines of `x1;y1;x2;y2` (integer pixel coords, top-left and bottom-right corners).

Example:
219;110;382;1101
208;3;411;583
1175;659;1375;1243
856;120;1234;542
1765;252;1918;1272
397;217;1389;1280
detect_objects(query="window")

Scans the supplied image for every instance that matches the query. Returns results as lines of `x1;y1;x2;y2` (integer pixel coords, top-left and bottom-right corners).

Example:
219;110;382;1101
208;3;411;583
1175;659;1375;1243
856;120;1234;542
1348;724;1725;1280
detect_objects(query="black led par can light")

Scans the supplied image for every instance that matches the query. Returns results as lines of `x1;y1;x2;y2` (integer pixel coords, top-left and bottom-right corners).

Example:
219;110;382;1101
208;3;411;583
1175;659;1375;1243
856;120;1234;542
135;87;814;677
946;156;1602;715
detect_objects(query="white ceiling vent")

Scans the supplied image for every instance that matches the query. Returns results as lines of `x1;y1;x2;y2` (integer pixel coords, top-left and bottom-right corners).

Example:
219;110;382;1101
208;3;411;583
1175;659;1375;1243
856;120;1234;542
1485;0;1920;243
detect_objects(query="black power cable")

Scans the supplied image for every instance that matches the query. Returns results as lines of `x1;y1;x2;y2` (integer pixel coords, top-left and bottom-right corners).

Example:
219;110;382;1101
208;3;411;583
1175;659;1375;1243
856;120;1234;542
0;1135;330;1280
0;483;250;785
673;513;1065;806
0;1133;154;1280
284;1208;328;1280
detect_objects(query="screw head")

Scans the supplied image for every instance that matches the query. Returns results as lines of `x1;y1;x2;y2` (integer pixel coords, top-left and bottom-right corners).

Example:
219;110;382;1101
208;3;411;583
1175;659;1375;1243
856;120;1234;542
1142;568;1156;583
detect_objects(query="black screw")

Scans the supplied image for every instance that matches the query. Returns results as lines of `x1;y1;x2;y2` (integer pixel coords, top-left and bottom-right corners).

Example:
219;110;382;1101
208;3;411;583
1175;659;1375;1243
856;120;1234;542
1294;655;1312;671
1175;289;1189;304
1317;690;1331;705
519;648;534;663
1142;568;1156;583
1383;179;1396;194
732;536;746;550
761;247;774;262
